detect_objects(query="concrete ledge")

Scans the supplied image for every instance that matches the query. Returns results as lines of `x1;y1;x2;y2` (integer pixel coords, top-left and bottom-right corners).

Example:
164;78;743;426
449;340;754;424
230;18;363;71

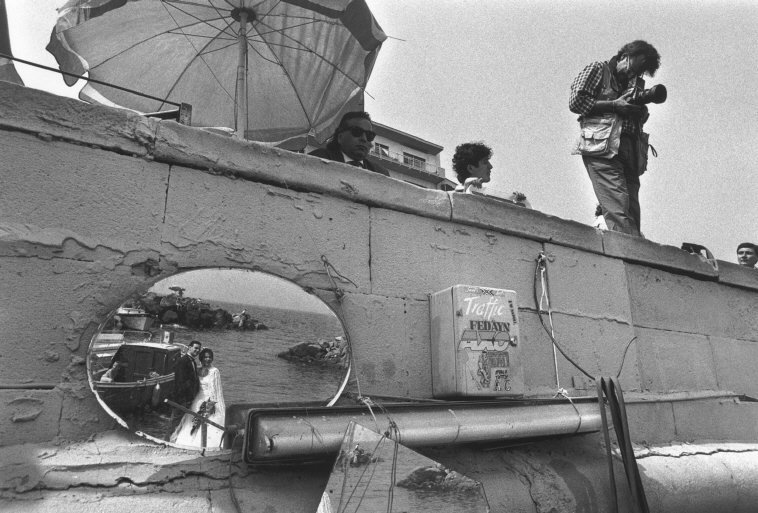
634;327;718;392
341;293;433;398
450;192;604;253
0;430;327;512
710;337;758;397
672;398;758;441
603;230;718;279
625;400;677;443
369;208;542;305
543;243;633;322
0;130;168;252
0;82;155;156
160;164;373;291
717;261;758;291
153;121;453;222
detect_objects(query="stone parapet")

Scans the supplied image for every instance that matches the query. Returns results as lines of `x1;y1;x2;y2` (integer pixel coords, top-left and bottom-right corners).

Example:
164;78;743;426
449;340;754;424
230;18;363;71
1;80;757;462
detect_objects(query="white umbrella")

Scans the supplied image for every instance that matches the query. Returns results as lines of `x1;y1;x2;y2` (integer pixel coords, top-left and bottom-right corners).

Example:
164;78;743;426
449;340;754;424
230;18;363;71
47;0;386;145
0;0;24;85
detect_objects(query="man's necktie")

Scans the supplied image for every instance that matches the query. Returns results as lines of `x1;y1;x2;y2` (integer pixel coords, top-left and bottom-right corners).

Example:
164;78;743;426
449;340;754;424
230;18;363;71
347;160;364;168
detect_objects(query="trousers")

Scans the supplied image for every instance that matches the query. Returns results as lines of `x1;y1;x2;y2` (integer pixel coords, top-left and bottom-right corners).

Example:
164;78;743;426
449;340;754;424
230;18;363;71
583;134;642;236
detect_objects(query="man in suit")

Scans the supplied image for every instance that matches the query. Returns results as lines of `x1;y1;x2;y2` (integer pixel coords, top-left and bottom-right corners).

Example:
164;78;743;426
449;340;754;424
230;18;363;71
169;340;201;433
308;111;389;176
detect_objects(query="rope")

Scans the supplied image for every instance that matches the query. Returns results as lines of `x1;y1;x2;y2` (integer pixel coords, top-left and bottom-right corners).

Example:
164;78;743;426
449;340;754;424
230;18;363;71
0;53;183;107
385;420;401;513
320;254;364;402
533;252;595;381
338;434;388;513
554;388;583;434
537;252;561;389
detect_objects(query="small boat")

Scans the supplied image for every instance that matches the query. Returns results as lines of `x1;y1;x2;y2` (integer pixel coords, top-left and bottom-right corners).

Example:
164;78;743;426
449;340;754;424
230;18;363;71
90;329;153;364
89;307;158;365
93;341;182;414
115;307;156;331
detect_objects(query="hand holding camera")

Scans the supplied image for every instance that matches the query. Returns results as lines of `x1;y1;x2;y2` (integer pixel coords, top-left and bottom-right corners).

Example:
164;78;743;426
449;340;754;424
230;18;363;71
611;91;643;116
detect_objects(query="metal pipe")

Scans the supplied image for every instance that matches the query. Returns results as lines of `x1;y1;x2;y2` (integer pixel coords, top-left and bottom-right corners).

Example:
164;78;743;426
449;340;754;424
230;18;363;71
243;399;600;463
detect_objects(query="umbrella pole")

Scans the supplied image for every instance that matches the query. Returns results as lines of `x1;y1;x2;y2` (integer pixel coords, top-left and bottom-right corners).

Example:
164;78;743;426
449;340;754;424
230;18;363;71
235;11;248;139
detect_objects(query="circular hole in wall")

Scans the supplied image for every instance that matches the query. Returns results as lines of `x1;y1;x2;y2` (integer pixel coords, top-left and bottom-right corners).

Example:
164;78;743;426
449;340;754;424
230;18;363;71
87;268;350;451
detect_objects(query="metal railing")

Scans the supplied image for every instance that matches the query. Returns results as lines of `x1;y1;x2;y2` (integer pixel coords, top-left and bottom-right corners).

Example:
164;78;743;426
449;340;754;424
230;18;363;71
369;147;443;176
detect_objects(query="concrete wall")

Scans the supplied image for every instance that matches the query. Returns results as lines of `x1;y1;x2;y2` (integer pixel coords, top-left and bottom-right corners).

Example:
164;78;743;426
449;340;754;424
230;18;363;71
2;83;758;511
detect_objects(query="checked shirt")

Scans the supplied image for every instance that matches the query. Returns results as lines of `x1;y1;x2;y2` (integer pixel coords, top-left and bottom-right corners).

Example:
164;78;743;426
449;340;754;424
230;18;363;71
569;60;644;134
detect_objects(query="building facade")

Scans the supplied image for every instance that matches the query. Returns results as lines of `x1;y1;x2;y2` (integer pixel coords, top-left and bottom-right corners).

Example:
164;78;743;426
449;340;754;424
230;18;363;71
367;122;456;190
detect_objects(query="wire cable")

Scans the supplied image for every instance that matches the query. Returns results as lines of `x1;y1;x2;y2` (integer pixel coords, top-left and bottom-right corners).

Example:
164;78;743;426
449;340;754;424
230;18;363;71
533;252;595;381
0;53;183;107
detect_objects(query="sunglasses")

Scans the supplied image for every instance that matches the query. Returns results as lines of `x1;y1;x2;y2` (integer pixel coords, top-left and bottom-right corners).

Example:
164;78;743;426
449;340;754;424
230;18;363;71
339;126;376;142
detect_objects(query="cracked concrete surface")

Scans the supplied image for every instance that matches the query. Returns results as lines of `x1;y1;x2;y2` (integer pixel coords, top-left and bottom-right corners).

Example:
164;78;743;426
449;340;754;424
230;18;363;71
0;430;329;513
4;82;758;511
1;431;240;506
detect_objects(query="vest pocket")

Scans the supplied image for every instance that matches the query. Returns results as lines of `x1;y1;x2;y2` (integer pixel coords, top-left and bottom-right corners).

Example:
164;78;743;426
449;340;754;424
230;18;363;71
572;114;622;159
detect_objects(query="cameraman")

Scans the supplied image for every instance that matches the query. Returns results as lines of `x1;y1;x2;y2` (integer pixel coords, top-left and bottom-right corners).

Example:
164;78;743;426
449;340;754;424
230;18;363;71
570;40;661;236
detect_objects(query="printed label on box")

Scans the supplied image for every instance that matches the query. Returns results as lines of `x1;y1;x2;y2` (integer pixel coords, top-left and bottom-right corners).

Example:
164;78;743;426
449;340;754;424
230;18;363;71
430;285;523;397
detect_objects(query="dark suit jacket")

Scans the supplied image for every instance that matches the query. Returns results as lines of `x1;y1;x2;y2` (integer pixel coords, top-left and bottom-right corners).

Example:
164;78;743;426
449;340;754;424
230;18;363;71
308;146;390;176
173;354;199;407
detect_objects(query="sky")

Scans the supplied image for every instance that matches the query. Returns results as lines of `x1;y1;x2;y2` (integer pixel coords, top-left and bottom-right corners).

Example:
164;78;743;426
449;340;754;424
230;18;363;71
149;268;335;315
5;0;757;262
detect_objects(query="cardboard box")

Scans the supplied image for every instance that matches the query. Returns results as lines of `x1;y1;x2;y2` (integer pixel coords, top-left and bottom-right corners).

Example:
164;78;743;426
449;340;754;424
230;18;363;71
430;285;523;398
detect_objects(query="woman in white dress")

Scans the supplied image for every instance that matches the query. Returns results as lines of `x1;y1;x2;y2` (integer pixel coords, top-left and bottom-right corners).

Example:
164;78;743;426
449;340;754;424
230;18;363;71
170;348;226;449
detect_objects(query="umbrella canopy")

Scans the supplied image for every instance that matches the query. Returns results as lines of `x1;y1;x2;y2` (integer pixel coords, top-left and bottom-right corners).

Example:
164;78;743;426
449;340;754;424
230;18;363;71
47;0;386;145
0;0;24;85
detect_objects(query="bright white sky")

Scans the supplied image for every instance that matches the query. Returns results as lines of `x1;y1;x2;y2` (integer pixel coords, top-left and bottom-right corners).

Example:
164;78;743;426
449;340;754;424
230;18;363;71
149;268;334;314
6;0;757;262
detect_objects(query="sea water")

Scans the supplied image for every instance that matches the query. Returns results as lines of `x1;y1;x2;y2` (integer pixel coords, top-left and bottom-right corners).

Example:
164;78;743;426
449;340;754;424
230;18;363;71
113;304;346;444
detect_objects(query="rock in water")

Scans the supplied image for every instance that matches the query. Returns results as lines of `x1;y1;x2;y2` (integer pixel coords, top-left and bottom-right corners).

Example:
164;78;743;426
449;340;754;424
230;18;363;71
396;465;480;492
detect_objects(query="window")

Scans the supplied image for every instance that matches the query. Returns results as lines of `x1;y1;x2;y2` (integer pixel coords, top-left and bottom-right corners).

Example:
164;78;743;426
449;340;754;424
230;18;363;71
374;142;390;158
403;152;426;170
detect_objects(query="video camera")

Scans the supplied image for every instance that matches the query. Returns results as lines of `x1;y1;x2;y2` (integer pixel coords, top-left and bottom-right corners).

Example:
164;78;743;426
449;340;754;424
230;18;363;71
630;76;667;105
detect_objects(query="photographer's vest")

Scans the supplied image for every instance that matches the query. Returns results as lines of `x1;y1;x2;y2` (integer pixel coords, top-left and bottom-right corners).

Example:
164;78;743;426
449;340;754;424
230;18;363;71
573;62;624;159
595;62;641;135
596;62;620;104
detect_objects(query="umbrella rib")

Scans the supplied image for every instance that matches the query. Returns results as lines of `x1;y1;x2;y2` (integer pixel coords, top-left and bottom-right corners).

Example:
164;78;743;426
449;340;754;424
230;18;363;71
156;0;236;108
161;1;238;41
164;0;231;13
252;18;340;40
245;14;375;131
203;0;245;41
200;40;238;56
247;20;314;129
255;18;367;90
253;0;282;21
245;40;284;67
90;9;232;70
253;1;343;31
258;14;342;26
165;29;234;42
